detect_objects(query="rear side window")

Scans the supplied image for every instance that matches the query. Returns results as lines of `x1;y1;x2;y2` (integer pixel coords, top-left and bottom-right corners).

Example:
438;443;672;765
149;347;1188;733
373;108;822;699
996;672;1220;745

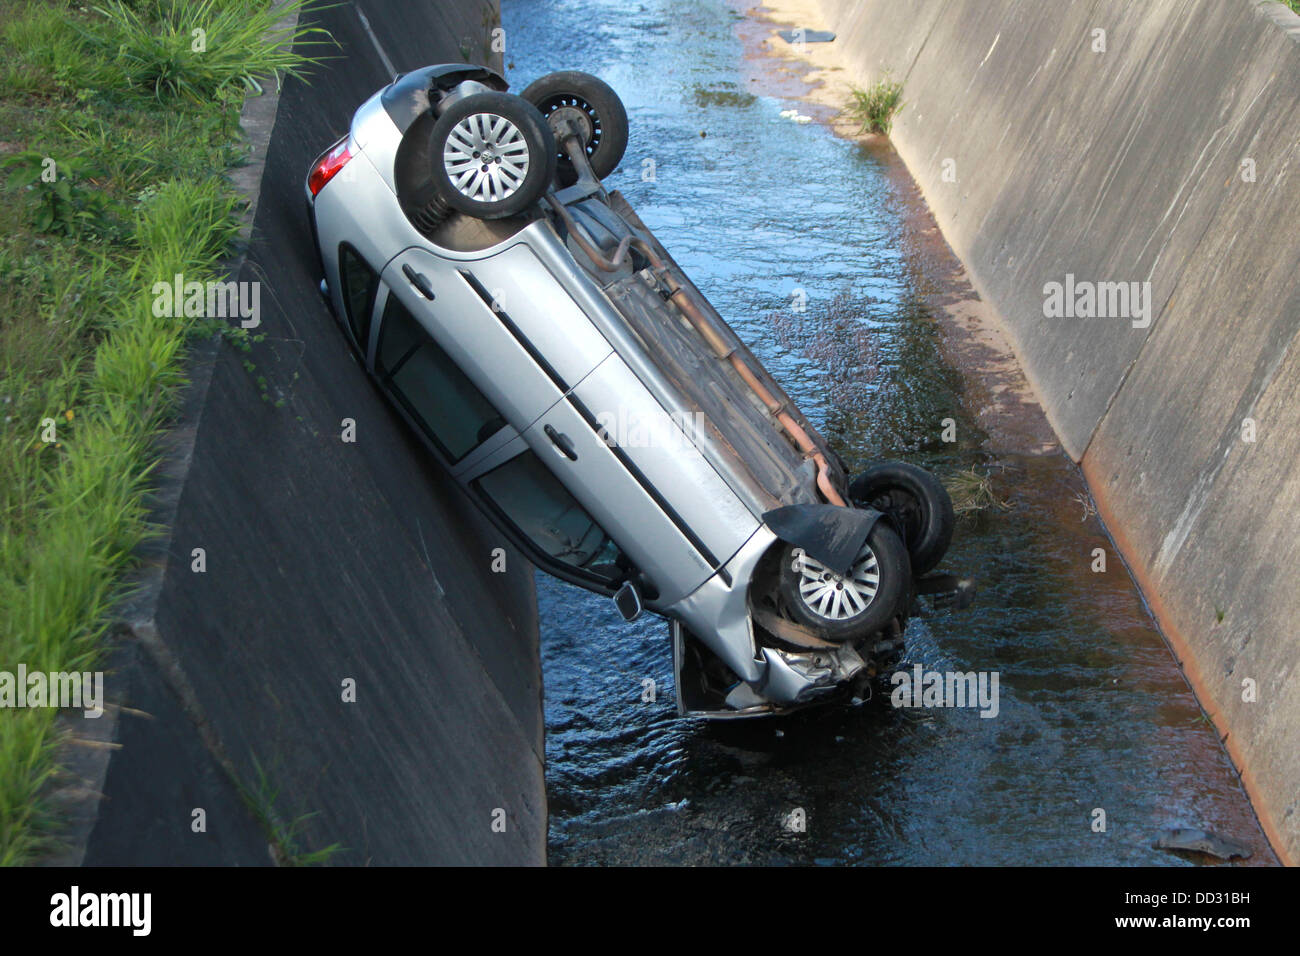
339;246;377;350
376;293;506;462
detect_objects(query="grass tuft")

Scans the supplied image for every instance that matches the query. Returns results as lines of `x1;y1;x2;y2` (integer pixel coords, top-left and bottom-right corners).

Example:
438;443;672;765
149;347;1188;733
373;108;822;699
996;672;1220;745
943;467;1009;517
846;74;905;136
244;756;344;866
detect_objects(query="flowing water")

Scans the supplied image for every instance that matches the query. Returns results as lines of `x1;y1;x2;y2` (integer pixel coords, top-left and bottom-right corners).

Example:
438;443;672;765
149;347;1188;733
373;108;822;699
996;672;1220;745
501;0;1274;865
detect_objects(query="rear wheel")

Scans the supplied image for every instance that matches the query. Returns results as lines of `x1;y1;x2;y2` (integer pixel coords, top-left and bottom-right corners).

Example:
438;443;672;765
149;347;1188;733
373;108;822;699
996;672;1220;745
777;522;910;642
428;92;556;219
849;461;954;575
520;71;629;184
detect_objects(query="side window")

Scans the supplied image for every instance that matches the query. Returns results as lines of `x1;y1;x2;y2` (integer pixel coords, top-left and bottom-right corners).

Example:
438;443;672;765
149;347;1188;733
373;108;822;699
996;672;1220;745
376;292;506;463
473;449;627;585
339;246;378;350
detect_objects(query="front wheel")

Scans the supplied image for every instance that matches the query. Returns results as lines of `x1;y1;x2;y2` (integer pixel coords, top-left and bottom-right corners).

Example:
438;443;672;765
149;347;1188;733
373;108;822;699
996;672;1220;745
849;461;954;576
777;522;910;642
428;91;557;220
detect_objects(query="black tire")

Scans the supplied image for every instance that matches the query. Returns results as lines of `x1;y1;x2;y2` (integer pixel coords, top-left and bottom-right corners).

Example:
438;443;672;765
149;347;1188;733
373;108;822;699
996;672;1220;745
520;70;629;184
428;92;556;220
776;522;910;643
849;461;954;576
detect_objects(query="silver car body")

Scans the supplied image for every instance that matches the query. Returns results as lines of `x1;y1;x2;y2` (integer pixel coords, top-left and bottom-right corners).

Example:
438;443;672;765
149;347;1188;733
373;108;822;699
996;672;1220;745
308;76;874;716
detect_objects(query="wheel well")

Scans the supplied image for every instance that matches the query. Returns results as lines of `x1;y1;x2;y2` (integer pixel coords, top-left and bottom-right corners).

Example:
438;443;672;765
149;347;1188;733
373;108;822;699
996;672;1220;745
747;537;788;617
393;110;537;249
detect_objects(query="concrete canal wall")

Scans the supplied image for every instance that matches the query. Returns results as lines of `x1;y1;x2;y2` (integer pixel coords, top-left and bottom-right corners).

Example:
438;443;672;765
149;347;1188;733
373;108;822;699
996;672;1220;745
804;0;1300;861
60;0;547;865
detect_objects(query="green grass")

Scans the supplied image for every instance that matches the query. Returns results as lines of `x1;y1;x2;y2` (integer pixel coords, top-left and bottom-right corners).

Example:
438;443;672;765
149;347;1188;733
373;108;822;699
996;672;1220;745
1282;0;1300;15
245;755;344;866
846;74;905;136
0;0;330;866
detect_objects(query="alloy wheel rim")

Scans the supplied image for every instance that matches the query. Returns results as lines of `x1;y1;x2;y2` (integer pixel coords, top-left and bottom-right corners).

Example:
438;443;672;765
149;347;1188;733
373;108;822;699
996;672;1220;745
794;542;880;621
443;112;530;202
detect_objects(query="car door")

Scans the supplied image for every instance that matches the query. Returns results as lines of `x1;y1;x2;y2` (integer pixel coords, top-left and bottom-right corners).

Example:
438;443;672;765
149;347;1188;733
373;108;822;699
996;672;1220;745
457;385;719;607
369;284;519;473
523;396;718;606
570;353;759;575
372;244;714;606
379;244;612;438
465;438;635;597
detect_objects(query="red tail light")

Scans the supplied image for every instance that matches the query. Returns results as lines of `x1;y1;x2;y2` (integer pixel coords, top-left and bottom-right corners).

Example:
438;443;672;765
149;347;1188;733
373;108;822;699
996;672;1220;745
308;138;354;197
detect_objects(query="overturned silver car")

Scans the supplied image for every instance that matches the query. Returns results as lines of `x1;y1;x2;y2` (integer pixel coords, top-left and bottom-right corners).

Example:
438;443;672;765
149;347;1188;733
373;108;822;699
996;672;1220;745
306;64;972;718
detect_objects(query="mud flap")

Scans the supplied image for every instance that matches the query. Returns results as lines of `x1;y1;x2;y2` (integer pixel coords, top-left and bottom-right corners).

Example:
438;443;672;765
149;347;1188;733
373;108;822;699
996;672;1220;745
761;503;883;575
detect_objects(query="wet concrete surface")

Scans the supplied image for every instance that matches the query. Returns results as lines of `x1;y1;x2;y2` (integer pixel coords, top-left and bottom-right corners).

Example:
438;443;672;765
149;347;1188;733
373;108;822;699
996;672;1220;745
503;0;1276;866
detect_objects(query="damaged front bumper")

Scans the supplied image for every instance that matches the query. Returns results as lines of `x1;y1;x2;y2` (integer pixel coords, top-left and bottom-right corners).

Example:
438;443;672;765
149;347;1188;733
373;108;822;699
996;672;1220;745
665;509;976;719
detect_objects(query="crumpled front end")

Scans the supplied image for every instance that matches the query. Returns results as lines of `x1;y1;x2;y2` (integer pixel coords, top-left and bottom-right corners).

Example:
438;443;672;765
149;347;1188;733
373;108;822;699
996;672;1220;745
666;507;900;718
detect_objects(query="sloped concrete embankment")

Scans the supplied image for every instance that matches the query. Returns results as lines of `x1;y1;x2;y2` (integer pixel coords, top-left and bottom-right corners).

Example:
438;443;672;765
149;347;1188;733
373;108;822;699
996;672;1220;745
804;0;1300;861
63;0;547;865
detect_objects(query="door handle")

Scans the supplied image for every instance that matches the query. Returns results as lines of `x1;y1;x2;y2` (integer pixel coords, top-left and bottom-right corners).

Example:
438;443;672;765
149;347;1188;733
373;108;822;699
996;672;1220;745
402;264;435;300
544;424;577;461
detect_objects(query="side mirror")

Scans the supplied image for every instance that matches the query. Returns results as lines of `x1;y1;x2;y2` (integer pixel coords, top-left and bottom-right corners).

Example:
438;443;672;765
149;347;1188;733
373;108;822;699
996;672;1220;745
613;580;643;622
